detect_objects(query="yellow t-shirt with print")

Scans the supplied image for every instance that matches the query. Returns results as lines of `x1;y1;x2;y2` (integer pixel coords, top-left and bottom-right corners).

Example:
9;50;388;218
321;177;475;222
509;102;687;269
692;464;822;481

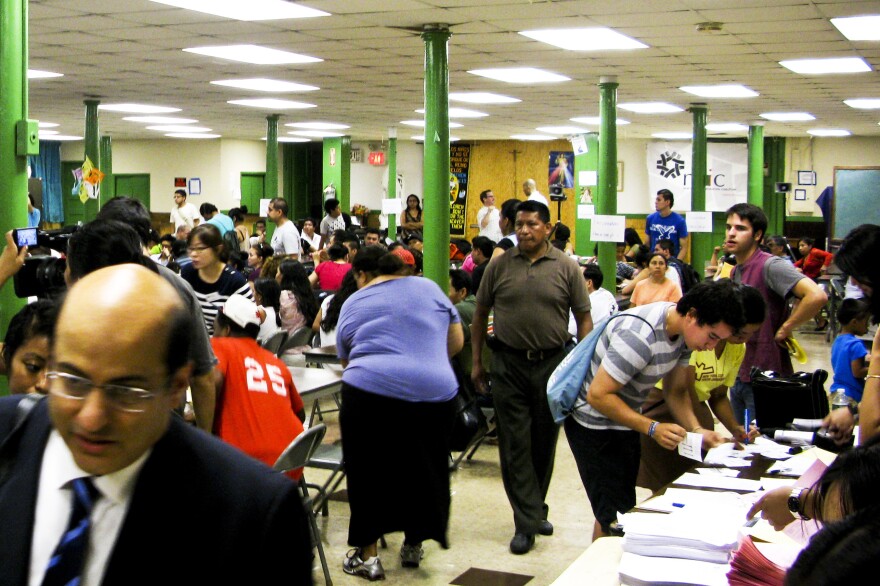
656;342;746;403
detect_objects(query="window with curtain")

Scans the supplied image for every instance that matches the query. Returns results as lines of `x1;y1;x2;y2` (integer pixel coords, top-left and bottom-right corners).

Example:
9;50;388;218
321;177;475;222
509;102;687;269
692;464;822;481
29;140;64;224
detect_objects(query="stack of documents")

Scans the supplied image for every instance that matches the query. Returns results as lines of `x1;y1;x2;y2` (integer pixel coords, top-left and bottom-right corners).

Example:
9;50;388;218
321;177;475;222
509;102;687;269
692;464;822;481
619;552;731;586
727;536;798;586
620;508;742;563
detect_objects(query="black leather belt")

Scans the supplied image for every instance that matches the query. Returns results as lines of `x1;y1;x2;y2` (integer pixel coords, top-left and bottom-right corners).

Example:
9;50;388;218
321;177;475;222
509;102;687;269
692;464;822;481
491;339;565;362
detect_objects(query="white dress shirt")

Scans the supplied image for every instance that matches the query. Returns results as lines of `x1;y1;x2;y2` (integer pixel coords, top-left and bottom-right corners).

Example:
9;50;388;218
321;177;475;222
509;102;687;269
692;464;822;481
30;431;149;586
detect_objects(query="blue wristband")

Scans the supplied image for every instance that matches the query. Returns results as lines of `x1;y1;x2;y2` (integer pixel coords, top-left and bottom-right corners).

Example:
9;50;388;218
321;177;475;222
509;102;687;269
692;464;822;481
648;421;658;438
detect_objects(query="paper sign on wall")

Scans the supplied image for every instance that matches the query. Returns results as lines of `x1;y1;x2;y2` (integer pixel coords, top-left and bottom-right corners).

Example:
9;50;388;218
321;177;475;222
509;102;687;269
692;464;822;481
577;204;595;219
686;211;713;233
259;198;271;217
381;198;402;215
571;135;588;155
578;170;598;186
590;215;626;242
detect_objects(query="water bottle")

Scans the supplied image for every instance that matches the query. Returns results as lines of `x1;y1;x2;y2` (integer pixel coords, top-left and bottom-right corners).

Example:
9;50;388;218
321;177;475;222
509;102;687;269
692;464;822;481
831;389;850;410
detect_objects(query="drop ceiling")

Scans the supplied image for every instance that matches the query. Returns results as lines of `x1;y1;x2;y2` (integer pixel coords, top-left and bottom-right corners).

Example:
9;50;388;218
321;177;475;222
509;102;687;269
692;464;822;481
27;0;880;142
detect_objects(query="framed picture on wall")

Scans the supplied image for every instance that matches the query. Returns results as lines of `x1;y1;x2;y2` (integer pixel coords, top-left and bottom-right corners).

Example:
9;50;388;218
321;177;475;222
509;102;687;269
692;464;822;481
617;161;624;191
797;170;816;186
794;188;807;201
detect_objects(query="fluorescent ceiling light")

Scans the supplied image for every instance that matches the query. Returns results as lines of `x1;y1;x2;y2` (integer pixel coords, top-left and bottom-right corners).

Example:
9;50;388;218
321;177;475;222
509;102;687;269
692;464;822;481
99;103;181;114
844;98;880;109
653;132;692;140
165;133;221;139
400;120;463;128
679;84;758;98
519;27;647;51
184;45;322;65
147;125;212;132
265;136;311;142
289;130;345;138
28;69;63;79
416;108;488;118
228;98;316;109
780;57;871;74
37;121;59;128
411;135;460;141
706;123;748;132
619;102;684;114
148;0;328;20
536;125;588;134
570;116;630;125
285;122;349;130
42;134;82;141
211;78;319;92
807;129;851;137
760;112;815;121
831;15;880;41
511;134;555;141
124;116;199;124
448;92;520;104
38;130;58;135
468;68;570;84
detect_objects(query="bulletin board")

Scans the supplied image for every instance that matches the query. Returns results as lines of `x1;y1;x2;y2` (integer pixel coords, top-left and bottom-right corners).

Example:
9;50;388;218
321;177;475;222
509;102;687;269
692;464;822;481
833;167;880;240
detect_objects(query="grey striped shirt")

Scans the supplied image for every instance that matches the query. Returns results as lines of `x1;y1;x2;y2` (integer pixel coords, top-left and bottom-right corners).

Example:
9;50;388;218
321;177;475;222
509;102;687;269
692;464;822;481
573;302;691;431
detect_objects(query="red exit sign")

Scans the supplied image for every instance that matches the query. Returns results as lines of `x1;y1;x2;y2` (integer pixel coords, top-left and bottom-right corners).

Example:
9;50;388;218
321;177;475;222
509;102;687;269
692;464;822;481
368;151;386;166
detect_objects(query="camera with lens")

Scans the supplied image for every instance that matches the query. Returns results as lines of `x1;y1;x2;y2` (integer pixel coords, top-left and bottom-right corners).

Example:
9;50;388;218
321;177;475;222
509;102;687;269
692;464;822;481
13;225;79;299
549;183;567;202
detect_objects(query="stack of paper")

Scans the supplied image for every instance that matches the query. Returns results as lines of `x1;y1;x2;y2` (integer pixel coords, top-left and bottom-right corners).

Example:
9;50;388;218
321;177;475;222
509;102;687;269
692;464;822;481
727;536;797;586
619;552;730;586
620;509;742;563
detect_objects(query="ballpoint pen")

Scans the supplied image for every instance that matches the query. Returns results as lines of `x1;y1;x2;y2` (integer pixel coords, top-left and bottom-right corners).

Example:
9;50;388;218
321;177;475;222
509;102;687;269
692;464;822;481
744;408;750;444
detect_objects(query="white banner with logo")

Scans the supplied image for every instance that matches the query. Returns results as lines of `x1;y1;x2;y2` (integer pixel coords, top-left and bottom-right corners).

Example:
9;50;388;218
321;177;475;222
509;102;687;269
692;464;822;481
646;142;748;212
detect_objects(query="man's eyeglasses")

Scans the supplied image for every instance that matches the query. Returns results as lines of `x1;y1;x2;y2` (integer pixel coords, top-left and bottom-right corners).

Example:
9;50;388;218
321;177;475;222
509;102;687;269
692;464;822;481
44;372;157;413
187;246;211;254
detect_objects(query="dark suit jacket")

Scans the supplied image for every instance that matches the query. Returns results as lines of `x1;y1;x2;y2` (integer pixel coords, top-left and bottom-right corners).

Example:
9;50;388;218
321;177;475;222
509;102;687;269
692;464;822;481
0;396;313;585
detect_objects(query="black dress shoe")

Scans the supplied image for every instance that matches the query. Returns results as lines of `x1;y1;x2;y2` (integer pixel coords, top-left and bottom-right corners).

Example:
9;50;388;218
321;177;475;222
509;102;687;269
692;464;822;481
509;532;535;555
538;520;554;536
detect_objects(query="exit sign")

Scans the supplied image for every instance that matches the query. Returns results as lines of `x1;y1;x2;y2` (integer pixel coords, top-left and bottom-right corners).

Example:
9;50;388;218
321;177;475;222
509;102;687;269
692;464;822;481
368;151;386;166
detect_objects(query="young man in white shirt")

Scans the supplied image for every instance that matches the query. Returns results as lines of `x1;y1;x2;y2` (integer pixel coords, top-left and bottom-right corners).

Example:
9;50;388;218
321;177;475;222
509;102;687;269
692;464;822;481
267;197;301;259
169;189;202;230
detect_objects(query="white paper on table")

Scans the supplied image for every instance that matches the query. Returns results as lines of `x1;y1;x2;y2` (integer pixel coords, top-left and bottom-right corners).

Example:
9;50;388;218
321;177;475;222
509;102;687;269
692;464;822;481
637;487;746;514
760;477;797;491
696;467;740;477
746;518;807;547
686;211;713;233
381;198;402;215
673;472;762;492
704;443;753;467
577;204;595;219
766;447;836;476
618;552;730;586
590;214;626;242
678;432;704;461
579;170;597;186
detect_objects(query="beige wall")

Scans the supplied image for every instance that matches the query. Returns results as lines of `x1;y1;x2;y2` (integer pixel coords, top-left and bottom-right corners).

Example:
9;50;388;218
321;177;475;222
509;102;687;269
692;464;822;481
349;140;424;212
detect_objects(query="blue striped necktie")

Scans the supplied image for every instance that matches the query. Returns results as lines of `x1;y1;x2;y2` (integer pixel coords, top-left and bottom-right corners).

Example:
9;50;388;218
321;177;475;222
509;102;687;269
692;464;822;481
41;477;100;586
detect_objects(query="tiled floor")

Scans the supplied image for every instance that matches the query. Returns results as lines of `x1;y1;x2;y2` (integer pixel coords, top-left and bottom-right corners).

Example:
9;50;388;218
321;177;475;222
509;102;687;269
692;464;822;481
302;324;840;586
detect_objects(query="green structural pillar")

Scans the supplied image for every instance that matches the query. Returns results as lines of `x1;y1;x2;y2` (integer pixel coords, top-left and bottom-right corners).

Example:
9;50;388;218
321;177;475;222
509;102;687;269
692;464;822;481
421;24;451;291
748;123;765;208
597;77;618;294
0;0;30;360
322;136;351;212
689;103;711;275
387;127;398;239
100;135;114;205
84;99;100;166
763;136;786;238
265;114;279;199
573;132;598;256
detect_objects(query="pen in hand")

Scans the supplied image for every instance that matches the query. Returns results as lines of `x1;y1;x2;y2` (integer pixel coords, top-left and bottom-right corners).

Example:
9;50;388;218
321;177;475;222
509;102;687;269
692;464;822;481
744;409;750;444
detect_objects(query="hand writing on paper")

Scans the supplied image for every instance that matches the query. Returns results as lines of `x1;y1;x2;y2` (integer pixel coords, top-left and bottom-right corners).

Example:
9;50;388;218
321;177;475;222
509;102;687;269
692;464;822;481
746;486;796;531
654;422;687;450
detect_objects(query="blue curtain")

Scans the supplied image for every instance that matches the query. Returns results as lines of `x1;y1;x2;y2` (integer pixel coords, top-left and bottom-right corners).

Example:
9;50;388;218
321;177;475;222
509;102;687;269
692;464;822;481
29;141;64;224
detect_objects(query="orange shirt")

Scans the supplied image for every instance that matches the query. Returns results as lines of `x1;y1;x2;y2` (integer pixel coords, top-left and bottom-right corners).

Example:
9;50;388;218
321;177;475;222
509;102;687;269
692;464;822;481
631;277;682;307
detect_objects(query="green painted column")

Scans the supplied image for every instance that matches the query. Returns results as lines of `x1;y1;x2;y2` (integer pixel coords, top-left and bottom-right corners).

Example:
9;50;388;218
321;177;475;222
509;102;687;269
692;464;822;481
763;136;786;238
0;0;29;362
421;24;451;291
748;123;765;207
387;128;398;239
597;77;618;294
322;136;351;212
84;99;100;166
100;135;114;206
265;114;279;199
573;132;598;256
689;103;711;274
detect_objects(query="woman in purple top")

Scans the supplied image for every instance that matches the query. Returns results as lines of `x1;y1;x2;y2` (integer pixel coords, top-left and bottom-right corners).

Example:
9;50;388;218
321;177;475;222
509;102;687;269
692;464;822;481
336;246;464;581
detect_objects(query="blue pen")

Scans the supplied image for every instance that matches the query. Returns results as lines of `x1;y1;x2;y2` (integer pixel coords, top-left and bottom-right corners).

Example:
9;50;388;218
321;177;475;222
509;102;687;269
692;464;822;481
744;408;750;444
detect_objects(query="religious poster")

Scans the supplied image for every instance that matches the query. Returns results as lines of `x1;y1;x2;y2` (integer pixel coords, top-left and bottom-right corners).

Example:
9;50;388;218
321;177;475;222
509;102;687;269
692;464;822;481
646;141;748;212
549;151;575;188
450;143;470;238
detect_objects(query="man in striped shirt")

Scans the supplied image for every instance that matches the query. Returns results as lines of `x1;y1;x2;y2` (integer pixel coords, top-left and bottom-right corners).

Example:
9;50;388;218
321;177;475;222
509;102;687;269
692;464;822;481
565;280;747;541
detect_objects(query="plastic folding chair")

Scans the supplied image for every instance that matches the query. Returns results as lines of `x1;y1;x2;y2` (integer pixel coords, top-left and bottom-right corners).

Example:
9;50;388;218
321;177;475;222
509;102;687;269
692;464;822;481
273;424;333;586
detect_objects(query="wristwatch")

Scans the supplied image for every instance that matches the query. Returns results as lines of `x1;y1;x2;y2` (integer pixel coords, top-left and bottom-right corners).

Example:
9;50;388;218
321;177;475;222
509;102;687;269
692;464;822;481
787;487;811;520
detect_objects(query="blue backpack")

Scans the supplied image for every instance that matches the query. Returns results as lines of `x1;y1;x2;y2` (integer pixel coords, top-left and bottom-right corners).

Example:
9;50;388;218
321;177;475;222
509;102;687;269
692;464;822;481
546;313;653;424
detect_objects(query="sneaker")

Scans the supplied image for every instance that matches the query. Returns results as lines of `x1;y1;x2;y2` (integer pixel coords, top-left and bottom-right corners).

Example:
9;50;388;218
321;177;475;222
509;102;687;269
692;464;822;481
343;548;386;581
400;543;424;568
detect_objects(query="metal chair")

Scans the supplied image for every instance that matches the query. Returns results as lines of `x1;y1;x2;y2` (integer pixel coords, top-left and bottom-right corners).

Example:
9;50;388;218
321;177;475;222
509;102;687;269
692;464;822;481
278;326;315;358
260;330;288;356
273;424;333;586
307;442;346;518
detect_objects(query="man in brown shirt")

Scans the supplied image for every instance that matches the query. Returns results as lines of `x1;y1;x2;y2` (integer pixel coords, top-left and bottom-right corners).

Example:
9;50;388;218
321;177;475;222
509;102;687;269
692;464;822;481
471;200;592;555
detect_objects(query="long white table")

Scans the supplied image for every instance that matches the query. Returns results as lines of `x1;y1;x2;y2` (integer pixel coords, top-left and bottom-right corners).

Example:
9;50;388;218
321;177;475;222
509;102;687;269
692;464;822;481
550;537;622;586
288;366;342;402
